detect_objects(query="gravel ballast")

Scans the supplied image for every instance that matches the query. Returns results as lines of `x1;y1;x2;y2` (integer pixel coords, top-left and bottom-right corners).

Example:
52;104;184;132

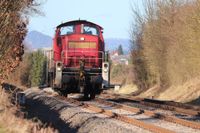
24;88;151;133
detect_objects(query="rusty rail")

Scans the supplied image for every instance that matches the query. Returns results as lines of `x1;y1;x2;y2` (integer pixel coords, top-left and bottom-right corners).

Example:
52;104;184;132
101;93;200;116
65;98;174;133
142;98;200;111
95;98;200;130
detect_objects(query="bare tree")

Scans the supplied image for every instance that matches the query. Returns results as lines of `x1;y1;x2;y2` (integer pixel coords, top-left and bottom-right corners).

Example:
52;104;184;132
0;0;42;83
131;0;200;91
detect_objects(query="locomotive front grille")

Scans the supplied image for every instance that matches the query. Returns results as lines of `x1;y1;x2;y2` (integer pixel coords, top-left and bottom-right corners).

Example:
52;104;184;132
68;42;96;49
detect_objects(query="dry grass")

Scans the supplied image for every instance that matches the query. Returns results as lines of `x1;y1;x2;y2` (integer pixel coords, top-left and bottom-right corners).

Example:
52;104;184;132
137;77;200;103
115;84;138;95
0;87;56;133
110;64;135;85
157;77;200;103
130;0;200;103
131;0;200;88
110;64;139;94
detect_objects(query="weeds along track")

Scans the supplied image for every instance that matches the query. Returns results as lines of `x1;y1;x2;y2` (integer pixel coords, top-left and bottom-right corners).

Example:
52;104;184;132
100;92;200;116
55;95;200;133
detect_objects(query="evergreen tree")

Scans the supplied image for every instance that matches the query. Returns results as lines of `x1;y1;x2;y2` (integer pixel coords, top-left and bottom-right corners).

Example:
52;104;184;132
118;44;124;55
30;50;47;87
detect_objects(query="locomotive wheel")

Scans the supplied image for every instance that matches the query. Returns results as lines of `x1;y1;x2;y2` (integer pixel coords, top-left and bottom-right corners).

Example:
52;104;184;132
52;86;68;97
58;89;68;97
83;92;95;100
89;87;96;100
89;92;95;100
83;91;89;100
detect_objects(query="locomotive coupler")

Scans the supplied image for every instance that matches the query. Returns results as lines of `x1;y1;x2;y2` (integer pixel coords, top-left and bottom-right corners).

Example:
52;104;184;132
79;59;86;93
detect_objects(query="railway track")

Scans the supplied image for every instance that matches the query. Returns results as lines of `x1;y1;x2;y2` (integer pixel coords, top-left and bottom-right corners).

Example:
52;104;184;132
55;94;200;133
100;92;200;116
58;96;174;133
94;98;200;129
5;85;199;133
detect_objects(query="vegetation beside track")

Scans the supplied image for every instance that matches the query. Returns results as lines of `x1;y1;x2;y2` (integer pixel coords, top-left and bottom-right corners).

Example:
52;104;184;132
0;1;56;132
7;50;47;88
110;64;139;94
0;86;55;133
130;0;200;103
0;0;40;83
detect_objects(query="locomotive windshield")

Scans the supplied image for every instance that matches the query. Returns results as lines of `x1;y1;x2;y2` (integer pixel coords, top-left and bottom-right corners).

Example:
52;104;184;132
83;25;99;36
58;23;100;36
60;25;75;35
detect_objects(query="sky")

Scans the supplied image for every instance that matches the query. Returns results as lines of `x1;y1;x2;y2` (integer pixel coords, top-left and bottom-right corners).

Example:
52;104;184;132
28;0;143;39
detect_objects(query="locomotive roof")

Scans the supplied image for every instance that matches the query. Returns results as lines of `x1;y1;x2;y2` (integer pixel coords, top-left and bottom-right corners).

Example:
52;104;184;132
56;20;103;30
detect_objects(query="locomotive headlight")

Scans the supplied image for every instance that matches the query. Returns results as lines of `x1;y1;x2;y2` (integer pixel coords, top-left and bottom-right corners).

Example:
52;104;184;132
56;62;62;71
80;37;85;41
57;67;61;71
104;63;108;68
103;63;108;73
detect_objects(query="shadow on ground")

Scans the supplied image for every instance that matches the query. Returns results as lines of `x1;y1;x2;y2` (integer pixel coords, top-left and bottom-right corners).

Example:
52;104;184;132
24;94;78;133
187;97;200;106
1;83;77;133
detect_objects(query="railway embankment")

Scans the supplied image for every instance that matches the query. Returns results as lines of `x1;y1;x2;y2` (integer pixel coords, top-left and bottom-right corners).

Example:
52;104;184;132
0;84;55;133
2;84;200;133
23;88;149;133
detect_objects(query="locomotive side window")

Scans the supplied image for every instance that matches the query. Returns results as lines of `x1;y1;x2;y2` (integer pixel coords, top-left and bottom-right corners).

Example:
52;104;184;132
83;25;99;36
60;25;75;35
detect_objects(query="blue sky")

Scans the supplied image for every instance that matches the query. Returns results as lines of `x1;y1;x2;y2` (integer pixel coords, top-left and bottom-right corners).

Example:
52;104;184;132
28;0;143;39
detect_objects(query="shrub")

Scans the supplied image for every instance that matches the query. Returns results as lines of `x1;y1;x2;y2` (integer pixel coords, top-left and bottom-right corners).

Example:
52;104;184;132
8;50;47;87
30;50;47;87
131;0;200;90
0;0;40;83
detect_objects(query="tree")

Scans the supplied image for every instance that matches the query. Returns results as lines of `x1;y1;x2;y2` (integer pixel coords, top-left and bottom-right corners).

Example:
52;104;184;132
0;1;41;83
118;44;124;55
30;50;47;87
131;0;200;90
7;50;47;87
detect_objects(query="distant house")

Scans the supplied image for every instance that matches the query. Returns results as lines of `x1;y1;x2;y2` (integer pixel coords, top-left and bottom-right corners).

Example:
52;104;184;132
120;58;129;65
41;47;53;60
110;50;130;65
110;50;119;57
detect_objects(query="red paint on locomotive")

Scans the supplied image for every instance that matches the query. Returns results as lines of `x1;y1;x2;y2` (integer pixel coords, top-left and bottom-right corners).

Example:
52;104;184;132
48;20;110;99
53;20;105;69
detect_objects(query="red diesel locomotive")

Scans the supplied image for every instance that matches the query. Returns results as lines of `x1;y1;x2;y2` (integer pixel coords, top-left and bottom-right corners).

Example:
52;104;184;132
48;20;110;99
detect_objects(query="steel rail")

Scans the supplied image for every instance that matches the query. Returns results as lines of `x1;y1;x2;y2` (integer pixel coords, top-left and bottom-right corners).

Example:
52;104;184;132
64;98;175;133
95;98;200;130
101;93;200;116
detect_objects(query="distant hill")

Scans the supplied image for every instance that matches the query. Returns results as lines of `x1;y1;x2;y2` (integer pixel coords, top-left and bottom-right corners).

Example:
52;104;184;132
24;31;52;49
25;31;134;54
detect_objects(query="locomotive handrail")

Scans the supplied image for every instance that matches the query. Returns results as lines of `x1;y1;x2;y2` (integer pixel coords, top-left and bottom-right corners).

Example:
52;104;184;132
60;50;104;68
61;50;104;61
61;50;104;56
45;50;105;69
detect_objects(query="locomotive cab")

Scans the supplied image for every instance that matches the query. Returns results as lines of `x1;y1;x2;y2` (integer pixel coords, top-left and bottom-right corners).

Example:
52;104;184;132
48;20;110;99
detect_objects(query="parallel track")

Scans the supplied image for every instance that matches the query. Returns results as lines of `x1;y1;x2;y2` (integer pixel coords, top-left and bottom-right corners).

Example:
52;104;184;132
54;94;200;133
94;98;200;129
101;92;200;116
60;97;175;133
